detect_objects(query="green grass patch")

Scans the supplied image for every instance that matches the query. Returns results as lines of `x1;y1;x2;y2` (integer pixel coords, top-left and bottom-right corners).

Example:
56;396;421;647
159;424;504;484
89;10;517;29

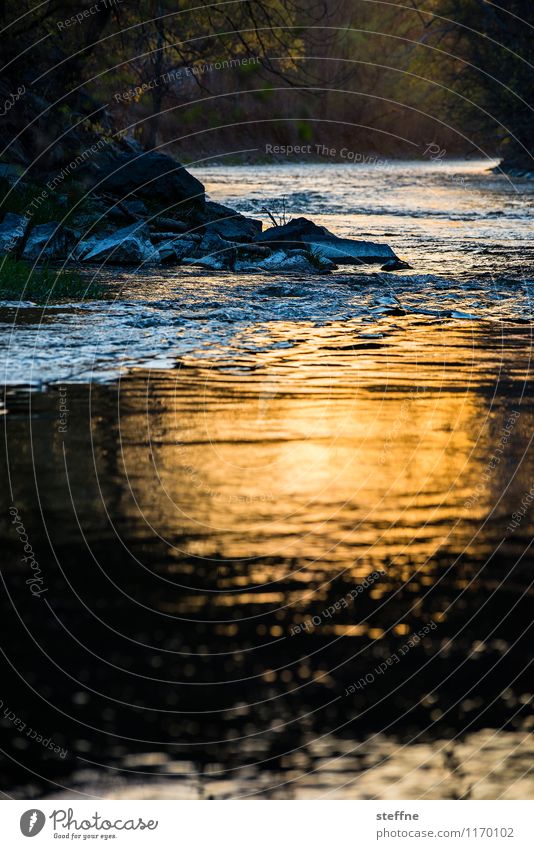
0;176;96;227
0;255;108;302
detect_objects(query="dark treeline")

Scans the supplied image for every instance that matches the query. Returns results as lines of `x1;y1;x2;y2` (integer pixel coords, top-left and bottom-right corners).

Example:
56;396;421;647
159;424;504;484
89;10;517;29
0;0;532;171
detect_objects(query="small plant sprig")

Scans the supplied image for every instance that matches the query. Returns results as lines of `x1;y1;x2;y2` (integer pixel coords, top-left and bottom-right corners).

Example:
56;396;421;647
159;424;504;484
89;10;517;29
261;197;290;227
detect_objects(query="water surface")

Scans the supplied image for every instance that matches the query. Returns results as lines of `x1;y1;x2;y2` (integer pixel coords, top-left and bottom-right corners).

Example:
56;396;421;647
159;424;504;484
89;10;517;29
1;162;533;799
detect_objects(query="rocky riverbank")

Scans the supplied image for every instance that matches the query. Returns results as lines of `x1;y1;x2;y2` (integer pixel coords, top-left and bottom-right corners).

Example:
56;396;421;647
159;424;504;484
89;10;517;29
0;144;405;277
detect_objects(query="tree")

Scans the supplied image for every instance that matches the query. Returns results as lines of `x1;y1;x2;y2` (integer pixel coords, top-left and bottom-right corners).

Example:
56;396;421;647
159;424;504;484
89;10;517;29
0;0;337;165
422;0;533;167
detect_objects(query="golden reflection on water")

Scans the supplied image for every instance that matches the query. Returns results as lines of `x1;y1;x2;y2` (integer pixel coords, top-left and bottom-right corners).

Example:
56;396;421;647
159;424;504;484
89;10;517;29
3;318;533;800
113;322;532;581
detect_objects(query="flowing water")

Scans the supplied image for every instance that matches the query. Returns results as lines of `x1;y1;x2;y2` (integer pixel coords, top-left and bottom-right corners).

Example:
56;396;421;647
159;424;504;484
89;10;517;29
1;161;533;799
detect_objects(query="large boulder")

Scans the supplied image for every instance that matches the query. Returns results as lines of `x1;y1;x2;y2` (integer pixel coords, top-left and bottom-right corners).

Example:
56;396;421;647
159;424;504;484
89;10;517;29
301;238;396;264
256;216;398;264
85;150;205;206
202;201;262;242
22;222;78;261
0;212;29;253
255;216;332;248
81;222;160;265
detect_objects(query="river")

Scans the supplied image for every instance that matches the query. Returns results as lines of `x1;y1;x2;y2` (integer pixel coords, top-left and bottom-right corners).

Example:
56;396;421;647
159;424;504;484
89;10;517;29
1;161;533;799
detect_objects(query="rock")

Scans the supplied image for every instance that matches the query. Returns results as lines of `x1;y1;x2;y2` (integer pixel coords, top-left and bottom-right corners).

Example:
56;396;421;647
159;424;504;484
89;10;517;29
150;217;189;233
302;235;397;264
236;248;335;274
151;232;200;244
180;236;333;273
256;216;333;248
72;235;103;261
157;236;200;265
0;163;23;181
122;198;148;217
0;212;30;253
181;232;236;270
106;207;133;224
159;247;179;265
116;135;145;156
494;158;534;180
263;249;335;273
202;201;262;242
85;150;205;206
22;222;79;261
81;222;160;265
381;259;413;271
105;197;148;223
184;254;229;271
234;243;272;260
256;216;398;264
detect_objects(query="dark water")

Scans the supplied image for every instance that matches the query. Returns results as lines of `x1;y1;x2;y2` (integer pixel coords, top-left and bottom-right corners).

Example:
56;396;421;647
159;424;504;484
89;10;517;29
1;163;533;799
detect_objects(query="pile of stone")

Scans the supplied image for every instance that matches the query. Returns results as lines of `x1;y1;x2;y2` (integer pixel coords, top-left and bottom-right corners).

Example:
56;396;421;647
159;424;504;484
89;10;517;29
0;150;406;274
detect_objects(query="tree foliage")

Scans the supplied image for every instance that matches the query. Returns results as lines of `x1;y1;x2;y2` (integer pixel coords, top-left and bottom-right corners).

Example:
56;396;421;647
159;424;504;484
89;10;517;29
431;0;534;166
0;0;531;167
